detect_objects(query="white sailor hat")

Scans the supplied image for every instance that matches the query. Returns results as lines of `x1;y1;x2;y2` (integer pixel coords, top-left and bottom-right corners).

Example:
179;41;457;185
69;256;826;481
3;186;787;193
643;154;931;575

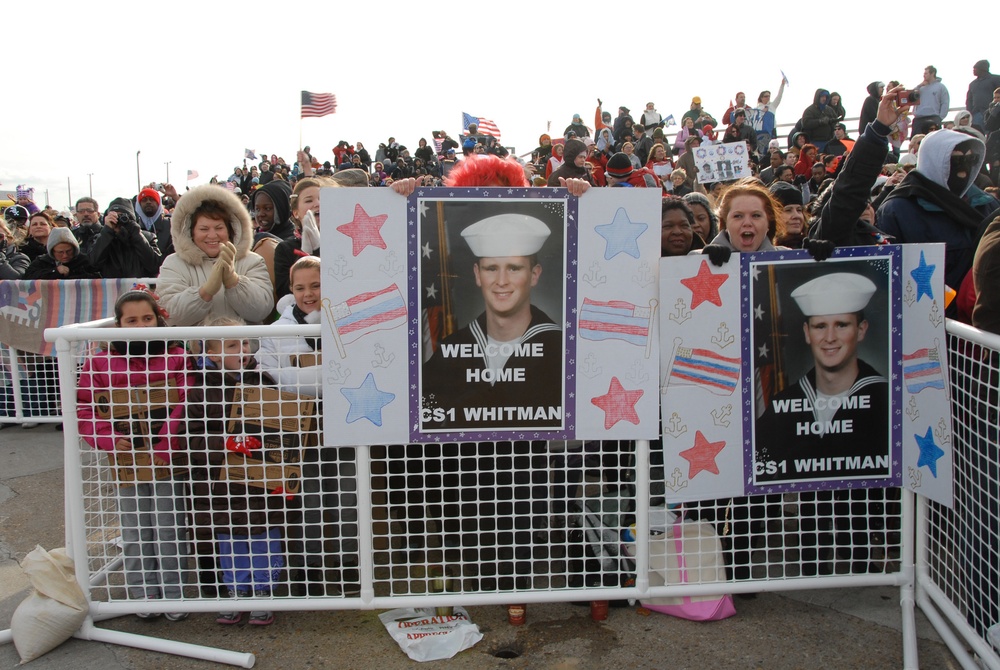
460;214;551;257
791;273;877;316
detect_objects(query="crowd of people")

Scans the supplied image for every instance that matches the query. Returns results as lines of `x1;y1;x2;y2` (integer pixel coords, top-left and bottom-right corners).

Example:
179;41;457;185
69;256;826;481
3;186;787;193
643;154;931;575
1;60;999;638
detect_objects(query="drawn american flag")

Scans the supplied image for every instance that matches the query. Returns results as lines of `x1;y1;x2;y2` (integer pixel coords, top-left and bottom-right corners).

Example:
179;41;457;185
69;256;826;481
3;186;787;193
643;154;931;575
902;346;945;393
330;284;406;344
462;112;501;140
668;347;741;396
301;91;337;118
579;298;651;347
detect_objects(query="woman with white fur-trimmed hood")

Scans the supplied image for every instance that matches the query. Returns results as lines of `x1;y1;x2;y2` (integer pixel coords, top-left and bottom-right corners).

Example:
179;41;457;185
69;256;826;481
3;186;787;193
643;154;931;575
158;185;274;326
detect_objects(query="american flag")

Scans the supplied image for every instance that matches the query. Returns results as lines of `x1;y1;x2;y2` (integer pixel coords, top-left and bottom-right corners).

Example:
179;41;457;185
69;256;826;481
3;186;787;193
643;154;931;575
462;112;501;140
903;346;945;393
301;91;337;118
579;298;651;347
753;264;786;416
329;284;407;345
186;169;198;180
668;346;741;396
420;201;455;361
244;148;257;160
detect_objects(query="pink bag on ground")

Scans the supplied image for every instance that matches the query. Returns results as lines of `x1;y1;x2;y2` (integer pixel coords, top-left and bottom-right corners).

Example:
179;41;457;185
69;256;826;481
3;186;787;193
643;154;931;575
641;521;737;621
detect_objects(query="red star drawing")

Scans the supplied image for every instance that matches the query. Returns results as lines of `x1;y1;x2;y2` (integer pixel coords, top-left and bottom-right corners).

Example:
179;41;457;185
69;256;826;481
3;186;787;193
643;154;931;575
679;430;726;479
679;259;729;309
590;376;644;429
336;203;389;256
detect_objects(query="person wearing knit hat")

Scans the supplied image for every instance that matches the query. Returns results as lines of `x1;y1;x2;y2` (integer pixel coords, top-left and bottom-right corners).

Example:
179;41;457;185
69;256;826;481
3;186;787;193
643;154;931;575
754;268;889;487
605;151;658;187
9;185;40;215
136;187;173;255
770;181;809;248
769;181;808;243
421;204;563;433
23;226;99;280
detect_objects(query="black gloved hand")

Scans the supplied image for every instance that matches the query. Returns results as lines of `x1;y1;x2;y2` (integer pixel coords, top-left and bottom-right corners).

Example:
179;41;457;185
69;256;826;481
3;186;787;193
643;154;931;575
803;237;836;261
703;244;733;266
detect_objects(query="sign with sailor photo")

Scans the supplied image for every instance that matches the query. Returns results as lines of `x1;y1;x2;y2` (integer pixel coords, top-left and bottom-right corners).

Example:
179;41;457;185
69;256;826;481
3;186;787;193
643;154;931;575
319;186;661;446
692;141;751;184
658;244;952;505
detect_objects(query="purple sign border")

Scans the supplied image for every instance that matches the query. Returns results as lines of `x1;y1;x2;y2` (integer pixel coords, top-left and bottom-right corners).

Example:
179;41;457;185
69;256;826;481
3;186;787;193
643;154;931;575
740;245;903;495
406;186;578;444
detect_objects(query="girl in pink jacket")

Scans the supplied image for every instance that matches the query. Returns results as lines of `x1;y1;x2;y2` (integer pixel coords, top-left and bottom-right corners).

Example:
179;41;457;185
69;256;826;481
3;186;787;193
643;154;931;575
76;287;193;620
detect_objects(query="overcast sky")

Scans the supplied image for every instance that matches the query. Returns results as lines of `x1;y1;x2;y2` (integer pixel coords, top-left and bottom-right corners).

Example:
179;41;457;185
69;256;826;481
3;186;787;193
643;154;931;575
4;1;991;211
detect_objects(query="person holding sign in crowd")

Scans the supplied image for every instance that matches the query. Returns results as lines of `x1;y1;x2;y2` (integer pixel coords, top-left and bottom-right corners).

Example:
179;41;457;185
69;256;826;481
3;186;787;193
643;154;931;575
755;272;890;575
421;213;562;431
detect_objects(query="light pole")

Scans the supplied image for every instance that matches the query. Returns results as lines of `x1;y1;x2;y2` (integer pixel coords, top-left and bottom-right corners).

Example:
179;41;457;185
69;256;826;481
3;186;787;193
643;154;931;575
136;151;141;194
164;161;171;184
67;178;71;208
87;173;93;198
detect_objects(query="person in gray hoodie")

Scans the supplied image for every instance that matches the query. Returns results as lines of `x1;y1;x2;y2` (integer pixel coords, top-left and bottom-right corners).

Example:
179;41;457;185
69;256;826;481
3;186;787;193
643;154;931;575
912;65;950;137
23;227;99;279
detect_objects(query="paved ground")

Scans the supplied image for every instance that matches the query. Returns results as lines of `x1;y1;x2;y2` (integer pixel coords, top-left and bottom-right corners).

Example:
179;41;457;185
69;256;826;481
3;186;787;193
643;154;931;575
0;424;966;669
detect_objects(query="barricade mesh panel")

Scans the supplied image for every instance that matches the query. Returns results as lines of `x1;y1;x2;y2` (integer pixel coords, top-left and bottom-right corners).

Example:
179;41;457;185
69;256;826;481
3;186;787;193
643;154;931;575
0;346;62;422
929;330;1000;647
69;331;904;613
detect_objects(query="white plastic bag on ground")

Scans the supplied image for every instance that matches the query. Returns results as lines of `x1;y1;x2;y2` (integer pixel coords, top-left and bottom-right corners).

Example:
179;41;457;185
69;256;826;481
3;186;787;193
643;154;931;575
379;606;482;661
10;546;88;664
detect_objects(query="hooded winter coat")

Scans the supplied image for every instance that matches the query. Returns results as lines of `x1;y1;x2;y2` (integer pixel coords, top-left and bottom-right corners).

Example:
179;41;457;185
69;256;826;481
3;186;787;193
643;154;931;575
23;227;100;279
158;185;274;326
547;139;594;186
800;89;839;144
251;180;295;241
878;129;1000;289
859;82;882;134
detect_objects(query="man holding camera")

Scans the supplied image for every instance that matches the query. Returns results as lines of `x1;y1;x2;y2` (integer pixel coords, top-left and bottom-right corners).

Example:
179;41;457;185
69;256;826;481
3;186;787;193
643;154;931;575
89;197;163;279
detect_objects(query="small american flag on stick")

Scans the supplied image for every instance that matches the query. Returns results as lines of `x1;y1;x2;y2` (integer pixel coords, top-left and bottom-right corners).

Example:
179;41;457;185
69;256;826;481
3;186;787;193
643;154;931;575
301;91;337;118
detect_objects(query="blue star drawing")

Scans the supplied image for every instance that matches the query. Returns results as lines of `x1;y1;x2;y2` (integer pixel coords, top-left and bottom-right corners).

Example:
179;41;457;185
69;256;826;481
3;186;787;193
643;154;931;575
915;426;945;477
595;207;648;260
340;373;395;426
910;251;936;302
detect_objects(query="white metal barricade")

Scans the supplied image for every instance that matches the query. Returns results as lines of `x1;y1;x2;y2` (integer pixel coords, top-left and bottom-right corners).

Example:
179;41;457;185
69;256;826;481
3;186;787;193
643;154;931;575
0;320;923;668
21;316;1000;667
915;320;1000;670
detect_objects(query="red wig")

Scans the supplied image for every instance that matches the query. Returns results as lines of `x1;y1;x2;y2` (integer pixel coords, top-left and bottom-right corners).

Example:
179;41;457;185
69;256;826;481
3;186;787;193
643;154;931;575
444;155;529;188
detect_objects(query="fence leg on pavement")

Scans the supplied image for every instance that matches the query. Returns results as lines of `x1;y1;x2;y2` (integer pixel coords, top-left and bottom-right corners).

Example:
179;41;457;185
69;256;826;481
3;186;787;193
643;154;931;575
75;617;255;668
